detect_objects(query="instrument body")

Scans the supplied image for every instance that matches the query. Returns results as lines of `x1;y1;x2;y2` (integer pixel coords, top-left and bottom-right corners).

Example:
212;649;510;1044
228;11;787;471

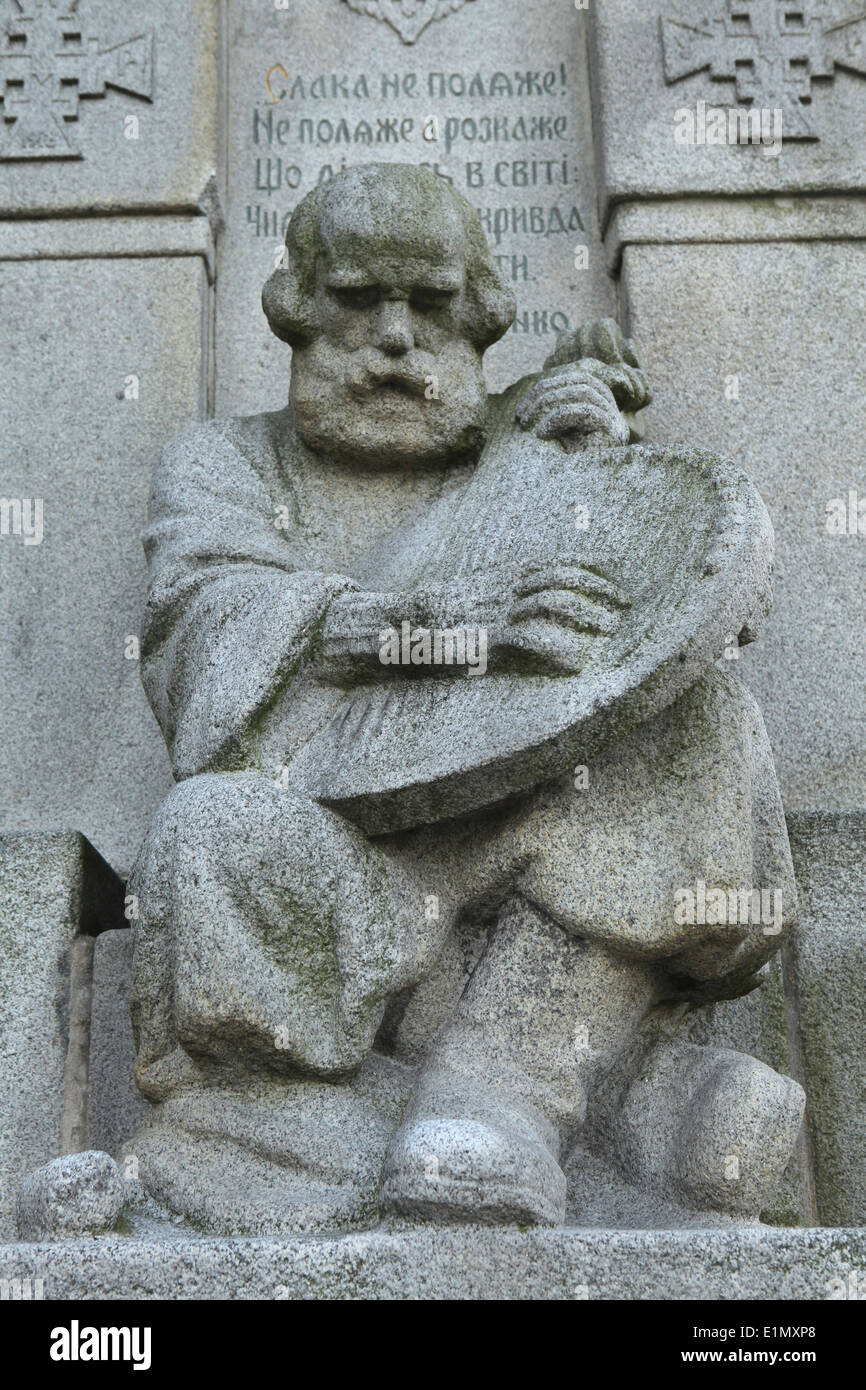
289;402;774;834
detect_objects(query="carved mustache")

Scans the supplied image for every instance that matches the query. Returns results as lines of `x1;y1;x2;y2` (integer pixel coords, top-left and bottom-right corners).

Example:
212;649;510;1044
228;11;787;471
344;348;436;401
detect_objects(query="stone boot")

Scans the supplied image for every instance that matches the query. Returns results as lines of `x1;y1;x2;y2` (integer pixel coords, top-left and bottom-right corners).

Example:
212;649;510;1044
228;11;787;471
129;1052;412;1236
587;1021;806;1220
381;897;660;1225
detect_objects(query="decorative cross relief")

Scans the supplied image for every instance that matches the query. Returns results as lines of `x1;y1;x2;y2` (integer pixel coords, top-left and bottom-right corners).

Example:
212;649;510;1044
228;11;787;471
343;0;476;46
661;1;866;138
0;0;153;160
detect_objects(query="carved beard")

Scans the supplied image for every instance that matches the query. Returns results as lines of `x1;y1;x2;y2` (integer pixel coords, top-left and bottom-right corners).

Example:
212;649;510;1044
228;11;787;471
290;337;490;468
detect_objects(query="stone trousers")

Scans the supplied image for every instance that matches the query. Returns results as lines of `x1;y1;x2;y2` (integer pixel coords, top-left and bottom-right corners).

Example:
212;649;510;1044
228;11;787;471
130;669;795;1099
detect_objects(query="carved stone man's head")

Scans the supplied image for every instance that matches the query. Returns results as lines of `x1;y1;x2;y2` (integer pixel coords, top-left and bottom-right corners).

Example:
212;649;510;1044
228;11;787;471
262;163;515;467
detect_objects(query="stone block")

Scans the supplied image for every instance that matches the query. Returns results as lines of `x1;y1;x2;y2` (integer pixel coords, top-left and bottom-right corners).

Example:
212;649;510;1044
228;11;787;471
0;0;221;220
0;832;124;1240
0;251;212;870
1;1226;865;1299
589;0;866;223
788;812;866;1227
621;239;866;812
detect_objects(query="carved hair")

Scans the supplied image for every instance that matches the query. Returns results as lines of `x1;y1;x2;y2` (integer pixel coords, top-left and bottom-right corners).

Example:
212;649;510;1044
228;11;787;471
262;163;516;351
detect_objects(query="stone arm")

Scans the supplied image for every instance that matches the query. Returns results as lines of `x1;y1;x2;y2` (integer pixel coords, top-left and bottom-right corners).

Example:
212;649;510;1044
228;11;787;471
140;421;356;779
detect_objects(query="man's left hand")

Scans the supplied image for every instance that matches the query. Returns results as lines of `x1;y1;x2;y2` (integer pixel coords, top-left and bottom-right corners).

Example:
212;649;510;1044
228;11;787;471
515;362;630;448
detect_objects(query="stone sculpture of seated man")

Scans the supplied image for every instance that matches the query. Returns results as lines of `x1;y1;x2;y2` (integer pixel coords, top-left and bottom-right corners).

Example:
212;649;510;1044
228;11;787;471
127;163;804;1234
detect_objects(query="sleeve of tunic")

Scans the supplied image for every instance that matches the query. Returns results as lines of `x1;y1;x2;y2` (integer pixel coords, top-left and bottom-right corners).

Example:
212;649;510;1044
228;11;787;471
140;419;353;779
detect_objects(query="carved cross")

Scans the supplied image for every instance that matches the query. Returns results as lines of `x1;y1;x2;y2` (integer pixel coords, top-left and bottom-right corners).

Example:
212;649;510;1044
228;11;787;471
661;1;866;138
0;0;153;160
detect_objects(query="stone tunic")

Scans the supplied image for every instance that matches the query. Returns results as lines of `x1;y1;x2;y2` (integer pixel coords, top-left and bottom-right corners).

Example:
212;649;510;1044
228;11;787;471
131;406;796;1096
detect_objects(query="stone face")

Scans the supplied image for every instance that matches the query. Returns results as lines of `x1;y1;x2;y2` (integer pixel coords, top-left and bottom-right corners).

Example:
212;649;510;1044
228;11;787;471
17;1151;124;1241
0;252;210;871
589;0;866;222
124;162;803;1236
217;0;612;416
0;0;220;217
787;812;866;1227
0;833;123;1240
621;240;866;812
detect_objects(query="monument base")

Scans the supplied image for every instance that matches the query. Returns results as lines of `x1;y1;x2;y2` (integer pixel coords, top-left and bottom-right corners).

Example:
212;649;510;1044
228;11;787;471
2;1225;864;1300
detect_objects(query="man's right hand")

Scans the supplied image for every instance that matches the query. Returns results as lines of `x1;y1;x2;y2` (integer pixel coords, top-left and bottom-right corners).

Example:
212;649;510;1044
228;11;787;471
499;565;631;674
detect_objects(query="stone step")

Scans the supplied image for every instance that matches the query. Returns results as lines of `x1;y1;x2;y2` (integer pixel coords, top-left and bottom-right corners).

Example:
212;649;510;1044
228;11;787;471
1;1225;864;1300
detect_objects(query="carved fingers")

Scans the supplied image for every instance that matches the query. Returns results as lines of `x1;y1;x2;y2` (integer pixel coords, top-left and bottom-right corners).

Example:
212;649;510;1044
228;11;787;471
512;566;632;611
502;565;630;674
509;566;628;632
515;364;630;447
578;360;652;416
544;317;641;367
540;318;653;439
509;588;620;636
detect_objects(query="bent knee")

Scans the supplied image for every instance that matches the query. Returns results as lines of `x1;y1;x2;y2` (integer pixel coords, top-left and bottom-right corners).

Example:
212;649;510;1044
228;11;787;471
132;771;376;889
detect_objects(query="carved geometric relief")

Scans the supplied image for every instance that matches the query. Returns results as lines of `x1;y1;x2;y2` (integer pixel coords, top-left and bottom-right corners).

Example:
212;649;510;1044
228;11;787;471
0;0;153;160
343;0;477;46
661;0;866;139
